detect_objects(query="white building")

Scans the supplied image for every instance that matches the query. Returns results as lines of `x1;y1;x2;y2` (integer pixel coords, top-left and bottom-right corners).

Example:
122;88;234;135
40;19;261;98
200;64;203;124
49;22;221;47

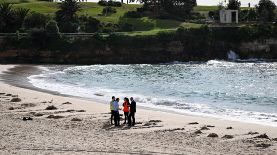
219;9;239;24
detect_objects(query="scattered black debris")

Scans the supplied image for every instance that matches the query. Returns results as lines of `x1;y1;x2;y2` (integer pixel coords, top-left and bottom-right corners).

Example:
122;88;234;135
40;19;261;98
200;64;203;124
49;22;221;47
42;101;47;103
11;98;21;102
188;122;199;125
255;143;271;148
66;109;75;112
207;133;219;138
254;134;270;139
6;94;12;96
226;127;233;129
22;117;33;121
0;93;6;95
207;125;215;128
71;118;82;121
200;126;209;130
45;105;57;110
11;95;18;97
272;138;277;141
149;120;162;123
47;115;64;119
8;107;14;110
162;128;185;132
76;110;86;112
62;102;72;105
194;130;202;134
94;93;104;96
222;135;234;139
248;131;259;135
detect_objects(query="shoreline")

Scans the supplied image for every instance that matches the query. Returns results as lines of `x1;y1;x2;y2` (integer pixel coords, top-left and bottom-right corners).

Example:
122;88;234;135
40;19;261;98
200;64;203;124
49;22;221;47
3;64;277;128
0;64;277;154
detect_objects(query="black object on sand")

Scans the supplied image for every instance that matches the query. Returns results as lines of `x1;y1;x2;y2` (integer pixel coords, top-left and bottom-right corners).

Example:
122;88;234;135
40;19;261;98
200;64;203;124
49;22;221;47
207;133;218;138
22;117;33;121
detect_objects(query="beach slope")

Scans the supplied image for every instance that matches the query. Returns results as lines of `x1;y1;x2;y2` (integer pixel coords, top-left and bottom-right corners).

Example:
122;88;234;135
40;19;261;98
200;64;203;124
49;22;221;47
0;65;276;155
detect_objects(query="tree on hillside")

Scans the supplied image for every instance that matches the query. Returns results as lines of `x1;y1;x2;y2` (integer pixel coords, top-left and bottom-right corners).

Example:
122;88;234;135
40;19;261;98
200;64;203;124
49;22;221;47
227;0;241;10
45;20;60;38
0;2;29;32
138;0;197;19
14;8;30;30
208;3;224;21
256;0;276;23
55;0;81;32
79;15;101;33
0;3;16;32
24;12;50;29
161;0;197;19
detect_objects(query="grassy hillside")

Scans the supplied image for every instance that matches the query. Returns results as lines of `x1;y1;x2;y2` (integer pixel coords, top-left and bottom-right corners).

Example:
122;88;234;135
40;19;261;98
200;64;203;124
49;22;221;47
1;0;204;33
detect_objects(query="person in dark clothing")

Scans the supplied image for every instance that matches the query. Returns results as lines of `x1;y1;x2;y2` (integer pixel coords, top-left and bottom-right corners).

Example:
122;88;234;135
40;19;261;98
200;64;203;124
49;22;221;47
128;97;136;126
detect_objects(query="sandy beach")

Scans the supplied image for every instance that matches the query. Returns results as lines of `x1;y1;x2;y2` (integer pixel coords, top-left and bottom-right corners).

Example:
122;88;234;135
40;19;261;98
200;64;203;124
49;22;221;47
0;65;277;155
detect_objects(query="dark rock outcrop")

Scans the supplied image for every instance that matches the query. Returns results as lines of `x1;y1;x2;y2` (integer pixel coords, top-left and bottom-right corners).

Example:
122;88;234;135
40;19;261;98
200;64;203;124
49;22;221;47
222;135;234;139
45;105;57;110
207;133;218;138
11;98;21;102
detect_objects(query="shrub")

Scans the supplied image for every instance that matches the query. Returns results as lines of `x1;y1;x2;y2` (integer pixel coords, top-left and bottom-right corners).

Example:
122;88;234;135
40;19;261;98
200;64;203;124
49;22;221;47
208;10;219;21
45;20;61;39
124;11;142;18
100;23;119;33
190;12;206;20
0;2;29;32
120;23;134;32
79;15;100;33
102;6;117;15
24;12;50;29
28;28;48;48
98;0;122;7
58;21;79;33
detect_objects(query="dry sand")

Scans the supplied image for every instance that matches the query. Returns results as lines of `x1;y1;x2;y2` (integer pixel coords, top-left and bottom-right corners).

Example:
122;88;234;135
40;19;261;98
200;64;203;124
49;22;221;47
0;65;276;155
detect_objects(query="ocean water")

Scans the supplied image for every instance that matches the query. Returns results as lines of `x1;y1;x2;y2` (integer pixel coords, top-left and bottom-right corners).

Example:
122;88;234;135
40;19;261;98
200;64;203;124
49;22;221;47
28;60;277;126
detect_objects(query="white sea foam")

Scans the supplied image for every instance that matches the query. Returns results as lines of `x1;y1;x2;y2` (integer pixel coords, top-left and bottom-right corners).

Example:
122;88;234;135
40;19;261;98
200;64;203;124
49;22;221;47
28;62;277;127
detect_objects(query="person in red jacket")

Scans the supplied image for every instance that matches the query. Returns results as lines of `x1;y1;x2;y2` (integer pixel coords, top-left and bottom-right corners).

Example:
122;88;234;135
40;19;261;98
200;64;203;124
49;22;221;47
122;97;130;124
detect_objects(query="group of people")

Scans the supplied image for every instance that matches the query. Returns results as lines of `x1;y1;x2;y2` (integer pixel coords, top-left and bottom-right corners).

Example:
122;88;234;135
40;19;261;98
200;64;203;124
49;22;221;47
109;96;136;127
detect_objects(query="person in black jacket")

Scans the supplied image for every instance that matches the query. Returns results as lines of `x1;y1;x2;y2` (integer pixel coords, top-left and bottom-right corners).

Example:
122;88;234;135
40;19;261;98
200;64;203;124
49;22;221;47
128;97;136;126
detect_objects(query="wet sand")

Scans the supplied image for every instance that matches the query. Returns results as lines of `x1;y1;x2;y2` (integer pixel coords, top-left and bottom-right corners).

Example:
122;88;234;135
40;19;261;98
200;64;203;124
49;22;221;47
0;64;277;155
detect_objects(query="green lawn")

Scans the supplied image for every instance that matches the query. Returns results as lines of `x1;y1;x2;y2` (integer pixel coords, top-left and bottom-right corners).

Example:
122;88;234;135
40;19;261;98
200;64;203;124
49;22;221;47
0;0;39;4
14;2;58;14
5;1;204;34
